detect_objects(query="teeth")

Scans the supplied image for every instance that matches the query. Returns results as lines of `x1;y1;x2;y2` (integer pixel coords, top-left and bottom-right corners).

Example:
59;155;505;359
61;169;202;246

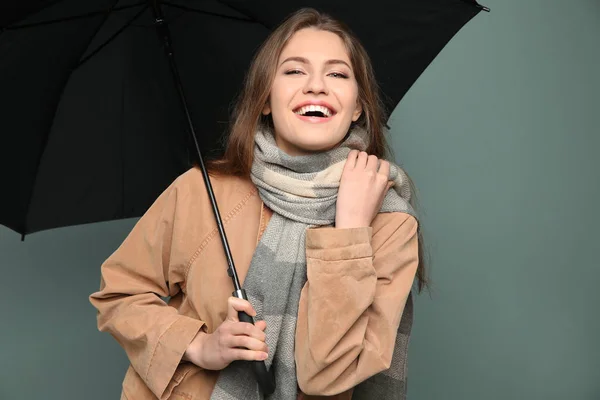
294;105;333;117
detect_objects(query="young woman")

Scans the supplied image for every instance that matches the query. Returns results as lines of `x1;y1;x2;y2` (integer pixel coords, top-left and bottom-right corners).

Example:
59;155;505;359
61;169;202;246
90;8;426;400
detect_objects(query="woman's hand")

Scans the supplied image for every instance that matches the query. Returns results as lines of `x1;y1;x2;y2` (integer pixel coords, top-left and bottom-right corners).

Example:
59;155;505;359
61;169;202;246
183;297;268;370
335;150;393;229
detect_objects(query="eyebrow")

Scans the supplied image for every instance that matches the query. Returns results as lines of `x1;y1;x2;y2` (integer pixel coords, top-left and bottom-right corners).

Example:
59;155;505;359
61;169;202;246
279;56;352;70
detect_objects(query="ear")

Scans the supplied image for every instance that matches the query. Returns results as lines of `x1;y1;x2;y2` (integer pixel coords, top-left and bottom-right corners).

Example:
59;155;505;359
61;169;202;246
352;100;362;122
262;99;271;116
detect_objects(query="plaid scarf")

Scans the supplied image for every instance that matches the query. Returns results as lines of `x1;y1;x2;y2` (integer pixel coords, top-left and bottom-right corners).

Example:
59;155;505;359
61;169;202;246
210;125;416;399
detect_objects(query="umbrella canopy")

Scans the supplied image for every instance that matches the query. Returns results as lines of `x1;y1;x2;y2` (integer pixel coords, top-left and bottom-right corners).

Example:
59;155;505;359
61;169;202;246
0;0;487;237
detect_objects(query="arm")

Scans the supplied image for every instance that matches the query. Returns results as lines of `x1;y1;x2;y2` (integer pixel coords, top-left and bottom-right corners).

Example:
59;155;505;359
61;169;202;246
89;179;204;400
295;212;419;395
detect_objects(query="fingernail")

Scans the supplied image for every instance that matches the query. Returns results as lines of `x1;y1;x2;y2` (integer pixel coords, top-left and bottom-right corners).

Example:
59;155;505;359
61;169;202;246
260;352;268;360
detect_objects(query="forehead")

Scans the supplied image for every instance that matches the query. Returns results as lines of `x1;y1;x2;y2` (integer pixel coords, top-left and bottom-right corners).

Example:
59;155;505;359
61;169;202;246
279;28;350;63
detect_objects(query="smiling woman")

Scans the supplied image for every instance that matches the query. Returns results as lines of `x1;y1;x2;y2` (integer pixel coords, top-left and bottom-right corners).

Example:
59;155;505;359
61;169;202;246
90;7;425;400
263;28;363;156
210;8;395;176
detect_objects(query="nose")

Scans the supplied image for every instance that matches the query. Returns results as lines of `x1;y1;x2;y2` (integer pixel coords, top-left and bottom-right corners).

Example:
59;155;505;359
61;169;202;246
303;74;328;95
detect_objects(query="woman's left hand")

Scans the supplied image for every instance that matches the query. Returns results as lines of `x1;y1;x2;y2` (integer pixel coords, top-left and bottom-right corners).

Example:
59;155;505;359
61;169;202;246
335;150;394;229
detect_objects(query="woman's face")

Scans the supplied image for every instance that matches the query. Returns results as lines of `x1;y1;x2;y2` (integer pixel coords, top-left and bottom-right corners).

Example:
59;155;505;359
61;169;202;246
263;28;362;156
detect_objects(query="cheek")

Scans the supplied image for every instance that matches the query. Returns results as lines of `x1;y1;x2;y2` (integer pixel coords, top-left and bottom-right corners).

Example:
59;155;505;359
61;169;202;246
270;81;297;110
347;87;360;109
334;84;359;111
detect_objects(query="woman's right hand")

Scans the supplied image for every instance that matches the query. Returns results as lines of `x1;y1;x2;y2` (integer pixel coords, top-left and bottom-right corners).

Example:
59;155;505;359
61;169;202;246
183;296;268;370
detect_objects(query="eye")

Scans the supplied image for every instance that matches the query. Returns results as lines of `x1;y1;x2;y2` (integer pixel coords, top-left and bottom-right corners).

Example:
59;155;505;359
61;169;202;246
328;72;349;79
284;69;304;75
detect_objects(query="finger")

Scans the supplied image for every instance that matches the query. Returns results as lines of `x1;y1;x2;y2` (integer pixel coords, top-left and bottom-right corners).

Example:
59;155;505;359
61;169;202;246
255;320;267;332
226;334;269;353
226;296;256;322
228;321;267;342
376;184;391;213
386;181;394;191
378;160;390;178
366;155;379;172
228;348;269;362
356;151;368;169
344;150;359;171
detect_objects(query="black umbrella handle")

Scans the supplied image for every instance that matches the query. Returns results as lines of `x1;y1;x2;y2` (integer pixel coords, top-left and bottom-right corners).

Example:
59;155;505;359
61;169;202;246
233;289;276;396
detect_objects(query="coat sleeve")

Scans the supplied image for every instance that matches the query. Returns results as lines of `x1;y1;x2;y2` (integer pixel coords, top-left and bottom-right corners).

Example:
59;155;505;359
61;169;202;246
89;178;204;400
295;212;419;396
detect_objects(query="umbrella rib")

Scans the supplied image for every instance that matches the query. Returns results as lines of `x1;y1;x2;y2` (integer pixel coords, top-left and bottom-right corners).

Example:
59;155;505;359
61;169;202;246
74;4;149;70
1;0;67;29
21;0;122;237
460;0;491;12
161;1;254;23
213;1;272;30
2;2;147;30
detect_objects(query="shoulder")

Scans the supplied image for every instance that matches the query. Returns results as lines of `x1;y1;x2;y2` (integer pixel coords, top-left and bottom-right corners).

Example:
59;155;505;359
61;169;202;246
154;167;260;248
167;167;259;219
371;212;419;246
373;211;418;229
171;167;256;199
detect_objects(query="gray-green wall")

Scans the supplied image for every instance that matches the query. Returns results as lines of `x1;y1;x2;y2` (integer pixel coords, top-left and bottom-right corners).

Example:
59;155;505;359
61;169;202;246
1;0;598;398
389;0;600;398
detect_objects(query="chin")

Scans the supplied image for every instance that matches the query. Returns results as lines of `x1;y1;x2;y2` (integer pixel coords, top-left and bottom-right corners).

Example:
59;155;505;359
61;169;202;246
295;134;346;152
297;141;339;153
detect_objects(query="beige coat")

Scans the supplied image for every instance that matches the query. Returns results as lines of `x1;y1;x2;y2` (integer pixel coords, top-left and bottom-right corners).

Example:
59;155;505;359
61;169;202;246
89;167;419;400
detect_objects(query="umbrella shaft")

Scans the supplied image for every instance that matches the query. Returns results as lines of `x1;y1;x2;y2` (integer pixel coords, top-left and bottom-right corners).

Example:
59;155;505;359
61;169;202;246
148;1;242;291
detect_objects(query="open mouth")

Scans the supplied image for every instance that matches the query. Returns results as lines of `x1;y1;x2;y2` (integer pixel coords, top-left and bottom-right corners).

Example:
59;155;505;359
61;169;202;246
293;104;335;119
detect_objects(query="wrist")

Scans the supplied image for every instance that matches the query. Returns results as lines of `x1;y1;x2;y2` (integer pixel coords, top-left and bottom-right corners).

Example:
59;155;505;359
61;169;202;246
183;331;207;366
335;219;370;229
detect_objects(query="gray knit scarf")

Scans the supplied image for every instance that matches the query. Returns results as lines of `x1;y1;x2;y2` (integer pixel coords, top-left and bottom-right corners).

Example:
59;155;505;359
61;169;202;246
210;125;417;400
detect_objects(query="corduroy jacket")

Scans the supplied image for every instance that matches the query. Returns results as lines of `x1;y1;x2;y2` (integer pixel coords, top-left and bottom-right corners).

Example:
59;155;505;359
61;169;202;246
89;167;419;400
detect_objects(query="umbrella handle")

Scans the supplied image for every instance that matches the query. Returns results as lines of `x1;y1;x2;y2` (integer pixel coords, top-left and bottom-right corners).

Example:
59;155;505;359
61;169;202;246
234;289;277;396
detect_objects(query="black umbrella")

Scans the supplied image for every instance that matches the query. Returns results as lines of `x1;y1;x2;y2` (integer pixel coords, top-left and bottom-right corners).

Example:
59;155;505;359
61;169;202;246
0;0;488;394
0;0;488;238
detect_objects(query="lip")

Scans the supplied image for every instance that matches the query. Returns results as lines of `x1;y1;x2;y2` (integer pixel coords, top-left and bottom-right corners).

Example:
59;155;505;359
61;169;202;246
292;100;337;115
295;114;334;123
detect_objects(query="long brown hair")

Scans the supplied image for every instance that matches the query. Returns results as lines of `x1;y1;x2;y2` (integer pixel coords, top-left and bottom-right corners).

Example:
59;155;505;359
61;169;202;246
208;8;428;292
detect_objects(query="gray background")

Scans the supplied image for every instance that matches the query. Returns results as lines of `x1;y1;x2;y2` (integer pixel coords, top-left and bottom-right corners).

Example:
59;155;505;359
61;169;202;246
1;0;599;398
